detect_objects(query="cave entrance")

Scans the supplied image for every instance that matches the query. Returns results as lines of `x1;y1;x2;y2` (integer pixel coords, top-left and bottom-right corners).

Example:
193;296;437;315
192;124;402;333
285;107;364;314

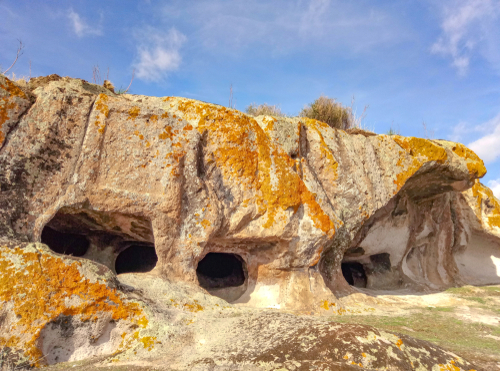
41;208;156;273
341;262;367;288
115;244;157;274
196;253;247;302
41;226;90;257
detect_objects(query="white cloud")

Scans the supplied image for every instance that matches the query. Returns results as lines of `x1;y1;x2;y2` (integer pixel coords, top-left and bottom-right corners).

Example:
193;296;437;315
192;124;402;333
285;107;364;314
468;112;500;163
68;9;102;37
488;179;500;199
431;0;500;76
133;27;186;82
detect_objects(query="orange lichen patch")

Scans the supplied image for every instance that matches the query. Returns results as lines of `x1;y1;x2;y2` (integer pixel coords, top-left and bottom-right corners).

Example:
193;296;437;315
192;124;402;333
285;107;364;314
343;354;349;360
127;106;141;120
320;300;336;310
0;77;33;146
395;339;403;350
470;180;500;229
95;93;110;117
301;118;339;180
0;77;28;99
262;116;277;132
200;219;211;229
93;94;110;134
451;143;487;178
159;125;174;140
173;98;334;235
183;301;204;312
0;99;17;145
361;353;367;358
392;136;448;191
438;361;461;371
149;114;158;124
0;246;146;363
132;332;158;351
183;124;193;131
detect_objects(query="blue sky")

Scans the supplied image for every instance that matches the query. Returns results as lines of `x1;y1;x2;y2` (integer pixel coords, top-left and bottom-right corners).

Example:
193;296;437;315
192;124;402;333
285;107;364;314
1;0;499;196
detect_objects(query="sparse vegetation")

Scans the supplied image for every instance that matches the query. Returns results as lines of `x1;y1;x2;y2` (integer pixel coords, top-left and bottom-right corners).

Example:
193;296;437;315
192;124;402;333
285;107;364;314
386;123;400;136
331;310;500;360
1;40;24;75
0;347;30;371
299;95;353;130
246;103;284;117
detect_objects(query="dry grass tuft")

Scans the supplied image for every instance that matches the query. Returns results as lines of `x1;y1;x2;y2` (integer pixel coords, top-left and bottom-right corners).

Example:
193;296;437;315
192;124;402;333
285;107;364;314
246;103;285;117
299;95;353;130
1;72;30;88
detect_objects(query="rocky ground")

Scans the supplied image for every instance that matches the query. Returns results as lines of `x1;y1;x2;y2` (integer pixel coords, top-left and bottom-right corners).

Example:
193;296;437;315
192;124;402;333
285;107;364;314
27;282;498;371
3;269;492;371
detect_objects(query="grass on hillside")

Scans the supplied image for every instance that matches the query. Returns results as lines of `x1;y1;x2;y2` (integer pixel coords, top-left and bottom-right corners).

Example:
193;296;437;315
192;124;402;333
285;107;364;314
329;285;500;366
330;310;500;358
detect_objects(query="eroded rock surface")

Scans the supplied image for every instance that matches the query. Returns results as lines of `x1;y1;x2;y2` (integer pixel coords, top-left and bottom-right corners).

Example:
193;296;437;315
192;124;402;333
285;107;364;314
1;75;499;370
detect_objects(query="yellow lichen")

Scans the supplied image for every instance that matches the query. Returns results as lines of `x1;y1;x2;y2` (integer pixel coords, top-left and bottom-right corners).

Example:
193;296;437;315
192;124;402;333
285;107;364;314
149;114;158;124
451;143;486;178
0;99;17;145
395;338;403;350
200;219;211;229
94;94;109;134
392;136;448;191
0;77;29;146
183;301;203;312
159;126;174;141
127;106;141;120
0;246;147;364
172;98;334;235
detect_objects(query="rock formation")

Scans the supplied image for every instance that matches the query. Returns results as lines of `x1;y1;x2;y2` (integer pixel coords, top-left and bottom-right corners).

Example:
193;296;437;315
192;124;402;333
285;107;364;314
1;74;499;370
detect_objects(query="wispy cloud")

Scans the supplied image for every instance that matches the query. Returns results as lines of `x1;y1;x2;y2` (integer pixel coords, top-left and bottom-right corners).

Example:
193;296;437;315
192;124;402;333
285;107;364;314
133;27;186;82
431;0;500;76
468;112;500;163
68;9;102;37
488;179;500;199
160;0;405;57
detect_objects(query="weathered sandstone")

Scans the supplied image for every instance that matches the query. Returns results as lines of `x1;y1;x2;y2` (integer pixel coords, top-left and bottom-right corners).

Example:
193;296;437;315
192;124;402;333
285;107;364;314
1;74;499;370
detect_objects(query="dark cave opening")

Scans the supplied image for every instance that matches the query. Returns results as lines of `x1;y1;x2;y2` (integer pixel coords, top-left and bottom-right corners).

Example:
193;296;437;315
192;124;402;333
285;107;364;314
41;209;156;273
115;244;158;274
41;226;90;257
196;253;246;289
341;262;367;288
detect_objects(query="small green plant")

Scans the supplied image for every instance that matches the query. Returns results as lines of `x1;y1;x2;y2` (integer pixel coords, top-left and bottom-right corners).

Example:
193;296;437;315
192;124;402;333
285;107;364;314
246;103;284;117
465;297;487;304
299;95;353;130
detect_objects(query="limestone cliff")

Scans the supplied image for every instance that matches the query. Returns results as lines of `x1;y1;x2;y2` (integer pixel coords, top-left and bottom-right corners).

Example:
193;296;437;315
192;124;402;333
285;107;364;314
1;74;498;370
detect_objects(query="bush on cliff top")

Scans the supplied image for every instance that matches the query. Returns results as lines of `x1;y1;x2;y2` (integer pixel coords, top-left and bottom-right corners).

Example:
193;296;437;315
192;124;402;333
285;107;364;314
246;96;355;131
299;95;353;130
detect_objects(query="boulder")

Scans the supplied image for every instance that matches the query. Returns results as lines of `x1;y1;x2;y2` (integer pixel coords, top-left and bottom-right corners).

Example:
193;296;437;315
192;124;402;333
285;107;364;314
0;75;498;369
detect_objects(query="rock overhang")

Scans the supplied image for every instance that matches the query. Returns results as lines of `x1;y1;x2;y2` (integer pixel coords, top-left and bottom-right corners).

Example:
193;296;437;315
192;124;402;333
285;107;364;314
0;74;497;298
0;74;498;370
